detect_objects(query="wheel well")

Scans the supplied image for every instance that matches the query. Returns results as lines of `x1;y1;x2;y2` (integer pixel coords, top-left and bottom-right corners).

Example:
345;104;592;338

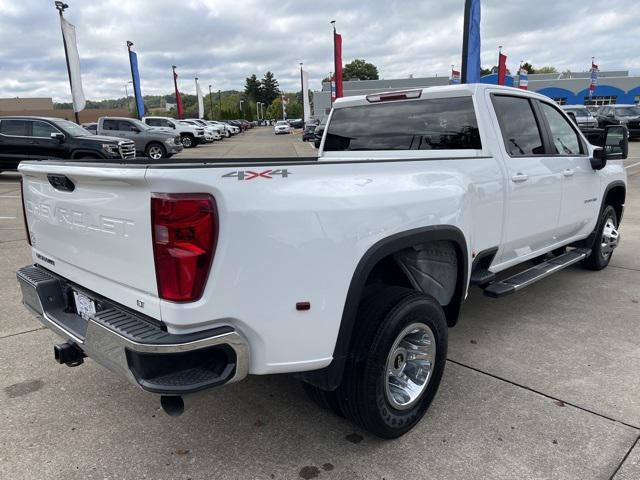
300;227;468;391
181;132;194;138
604;185;625;222
70;150;102;159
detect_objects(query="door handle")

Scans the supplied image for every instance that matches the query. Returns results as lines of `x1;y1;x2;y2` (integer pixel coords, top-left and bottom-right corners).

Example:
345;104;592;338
563;168;575;177
511;173;529;183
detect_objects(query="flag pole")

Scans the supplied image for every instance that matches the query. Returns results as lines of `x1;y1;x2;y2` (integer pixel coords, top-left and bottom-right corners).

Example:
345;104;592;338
55;1;80;124
461;0;471;84
126;41;141;119
330;20;336;104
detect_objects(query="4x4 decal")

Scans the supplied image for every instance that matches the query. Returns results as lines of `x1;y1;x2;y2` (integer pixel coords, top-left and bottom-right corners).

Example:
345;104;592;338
222;169;291;181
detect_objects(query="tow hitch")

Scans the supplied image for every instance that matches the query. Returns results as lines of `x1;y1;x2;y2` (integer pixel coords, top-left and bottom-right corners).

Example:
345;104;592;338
54;342;86;367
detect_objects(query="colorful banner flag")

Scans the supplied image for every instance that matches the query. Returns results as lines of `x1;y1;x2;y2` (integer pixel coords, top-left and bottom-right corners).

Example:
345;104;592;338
451;69;461;84
334;30;344;99
461;0;481;83
497;51;507;86
195;77;205;119
281;94;288;120
301;69;311;122
60;17;86;112
331;75;336;102
173;68;184;119
589;61;598;98
518;68;529;90
128;49;145;118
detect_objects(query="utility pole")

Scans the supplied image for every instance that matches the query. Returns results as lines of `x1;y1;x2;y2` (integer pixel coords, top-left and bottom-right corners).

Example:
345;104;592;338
299;62;305;123
208;84;214;120
218;90;222;119
239;100;244;119
55;1;80;124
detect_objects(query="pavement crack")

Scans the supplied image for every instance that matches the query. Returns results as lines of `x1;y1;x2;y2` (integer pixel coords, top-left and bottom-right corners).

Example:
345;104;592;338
0;326;47;341
607;434;640;480
609;264;640;273
447;358;640;431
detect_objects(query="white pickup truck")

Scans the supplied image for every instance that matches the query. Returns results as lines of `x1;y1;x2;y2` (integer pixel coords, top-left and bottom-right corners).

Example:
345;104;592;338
16;84;628;438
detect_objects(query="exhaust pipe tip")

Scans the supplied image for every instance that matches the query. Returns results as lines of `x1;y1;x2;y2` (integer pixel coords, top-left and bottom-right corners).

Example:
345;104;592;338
160;395;185;417
54;342;86;367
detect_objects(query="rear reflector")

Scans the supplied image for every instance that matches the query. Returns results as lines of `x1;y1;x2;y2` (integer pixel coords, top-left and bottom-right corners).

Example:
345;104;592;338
151;193;218;302
366;89;422;103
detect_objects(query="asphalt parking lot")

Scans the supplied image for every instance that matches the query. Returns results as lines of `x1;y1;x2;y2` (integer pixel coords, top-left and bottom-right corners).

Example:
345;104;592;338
0;132;639;479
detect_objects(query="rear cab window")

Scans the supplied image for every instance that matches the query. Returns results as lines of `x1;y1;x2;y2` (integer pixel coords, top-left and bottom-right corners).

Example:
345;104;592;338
324;96;482;152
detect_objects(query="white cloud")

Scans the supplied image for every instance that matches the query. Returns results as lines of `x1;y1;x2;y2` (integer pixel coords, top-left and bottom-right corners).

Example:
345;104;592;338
0;0;638;102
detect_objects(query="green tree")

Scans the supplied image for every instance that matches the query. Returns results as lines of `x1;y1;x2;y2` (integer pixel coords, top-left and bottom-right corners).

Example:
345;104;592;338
261;71;280;105
342;59;379;81
266;98;283;120
520;62;535;74
536;66;558;74
244;74;262;103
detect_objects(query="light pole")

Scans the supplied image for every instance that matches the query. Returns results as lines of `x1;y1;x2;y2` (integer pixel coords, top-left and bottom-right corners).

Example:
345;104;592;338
123;81;133;111
208;84;214;120
218;90;222;119
239;100;244;119
299;62;304;122
55;1;80;124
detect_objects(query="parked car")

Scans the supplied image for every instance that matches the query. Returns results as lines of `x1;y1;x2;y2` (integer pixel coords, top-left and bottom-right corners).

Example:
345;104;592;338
313;123;325;148
289;118;304;129
185;119;224;141
178;120;217;142
142;116;205;148
16;84;628;439
97;117;182;159
274;120;291;134
596;104;640;138
219;122;240;135
0;116;135;171
302;124;317;141
207;121;233;137
561;106;598;129
82;122;98;134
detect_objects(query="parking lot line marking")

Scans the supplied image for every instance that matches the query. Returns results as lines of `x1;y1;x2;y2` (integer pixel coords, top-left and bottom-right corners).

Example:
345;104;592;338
0;216;17;219
625;161;640;169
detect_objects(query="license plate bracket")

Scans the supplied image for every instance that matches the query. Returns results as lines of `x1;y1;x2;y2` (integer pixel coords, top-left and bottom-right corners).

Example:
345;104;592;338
73;291;96;320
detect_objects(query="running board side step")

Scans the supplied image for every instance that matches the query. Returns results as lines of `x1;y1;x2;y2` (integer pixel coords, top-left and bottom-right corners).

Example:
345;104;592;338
483;249;591;298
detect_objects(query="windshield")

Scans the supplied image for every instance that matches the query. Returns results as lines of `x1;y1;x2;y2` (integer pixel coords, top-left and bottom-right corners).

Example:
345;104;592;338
276;121;288;126
615;107;640;116
565;108;590;116
53;119;92;136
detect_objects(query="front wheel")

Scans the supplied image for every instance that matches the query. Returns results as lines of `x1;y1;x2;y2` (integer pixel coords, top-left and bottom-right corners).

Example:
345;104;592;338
582;205;619;270
145;143;166;160
181;135;194;148
336;286;448;439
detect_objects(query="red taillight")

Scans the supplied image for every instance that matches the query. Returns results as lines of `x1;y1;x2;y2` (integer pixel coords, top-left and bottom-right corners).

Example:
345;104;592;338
20;177;32;246
151;193;218;302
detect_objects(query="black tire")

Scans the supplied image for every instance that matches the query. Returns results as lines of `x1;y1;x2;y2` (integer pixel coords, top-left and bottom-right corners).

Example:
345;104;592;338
181;134;195;148
335;286;448;439
582;205;619;271
145;142;167;160
301;382;343;417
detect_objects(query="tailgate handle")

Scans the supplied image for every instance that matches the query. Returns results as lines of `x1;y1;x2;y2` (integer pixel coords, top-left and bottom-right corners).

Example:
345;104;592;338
47;174;75;192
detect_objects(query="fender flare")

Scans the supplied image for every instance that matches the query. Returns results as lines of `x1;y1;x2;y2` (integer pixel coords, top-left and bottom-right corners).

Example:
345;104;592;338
70;149;105;159
300;225;469;390
573;180;626;249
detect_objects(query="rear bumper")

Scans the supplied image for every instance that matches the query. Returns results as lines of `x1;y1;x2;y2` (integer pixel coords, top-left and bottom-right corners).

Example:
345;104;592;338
16;265;249;395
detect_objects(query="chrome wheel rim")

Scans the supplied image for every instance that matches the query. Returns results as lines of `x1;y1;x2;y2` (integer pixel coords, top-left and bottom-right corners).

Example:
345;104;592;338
600;216;619;259
148;146;163;160
384;322;436;411
182;137;192;148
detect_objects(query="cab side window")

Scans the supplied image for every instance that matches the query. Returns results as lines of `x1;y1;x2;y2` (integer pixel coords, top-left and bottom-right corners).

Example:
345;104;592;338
539;103;583;155
102;119;119;131
146;118;161;127
491;95;544;156
0;119;31;136
32;121;60;138
118;121;137;132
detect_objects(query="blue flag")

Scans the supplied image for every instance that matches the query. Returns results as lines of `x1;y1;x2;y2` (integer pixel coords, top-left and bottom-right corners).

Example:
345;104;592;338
128;50;145;118
462;0;481;83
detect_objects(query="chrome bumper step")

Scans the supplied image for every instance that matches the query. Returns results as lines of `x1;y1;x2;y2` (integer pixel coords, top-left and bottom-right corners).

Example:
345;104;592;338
483;249;590;298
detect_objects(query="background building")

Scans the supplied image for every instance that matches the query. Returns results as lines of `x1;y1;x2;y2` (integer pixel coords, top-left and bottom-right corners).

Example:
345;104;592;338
312;70;640;120
0;97;129;122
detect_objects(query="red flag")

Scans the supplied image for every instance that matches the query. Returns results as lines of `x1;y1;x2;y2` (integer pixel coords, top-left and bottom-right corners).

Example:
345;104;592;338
173;68;184;119
334;32;344;99
497;52;507;86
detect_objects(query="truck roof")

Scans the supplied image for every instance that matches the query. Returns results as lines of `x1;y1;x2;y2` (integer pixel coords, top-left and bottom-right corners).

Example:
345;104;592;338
331;83;549;109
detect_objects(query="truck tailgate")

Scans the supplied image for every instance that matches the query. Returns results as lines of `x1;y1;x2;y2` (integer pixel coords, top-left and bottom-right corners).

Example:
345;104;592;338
19;163;160;319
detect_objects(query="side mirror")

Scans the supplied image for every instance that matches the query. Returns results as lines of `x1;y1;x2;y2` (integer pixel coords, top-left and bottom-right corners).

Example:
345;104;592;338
50;132;65;142
591;125;628;169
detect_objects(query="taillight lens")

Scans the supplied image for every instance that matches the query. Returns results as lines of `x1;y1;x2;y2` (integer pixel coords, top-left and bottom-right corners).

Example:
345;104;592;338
20;177;32;246
151;193;218;302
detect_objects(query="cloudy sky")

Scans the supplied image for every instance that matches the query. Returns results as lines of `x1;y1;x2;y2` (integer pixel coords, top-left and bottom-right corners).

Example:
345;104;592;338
1;0;639;102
